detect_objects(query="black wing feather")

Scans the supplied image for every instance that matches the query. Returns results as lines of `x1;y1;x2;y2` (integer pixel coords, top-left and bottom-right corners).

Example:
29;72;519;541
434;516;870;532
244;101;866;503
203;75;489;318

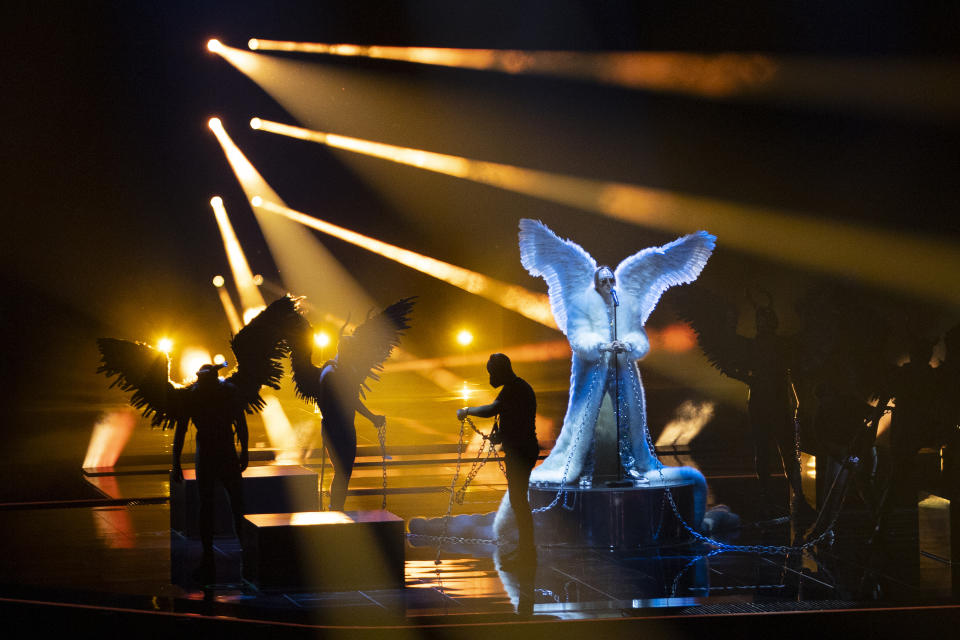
668;285;753;383
225;295;300;413
341;297;416;392
96;338;185;429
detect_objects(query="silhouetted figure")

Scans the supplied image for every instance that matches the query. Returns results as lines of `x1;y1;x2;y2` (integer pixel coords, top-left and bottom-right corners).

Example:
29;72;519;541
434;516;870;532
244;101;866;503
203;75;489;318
459;354;539;565
672;288;816;517
97;296;299;584
884;336;939;505
291;298;415;511
172;363;248;583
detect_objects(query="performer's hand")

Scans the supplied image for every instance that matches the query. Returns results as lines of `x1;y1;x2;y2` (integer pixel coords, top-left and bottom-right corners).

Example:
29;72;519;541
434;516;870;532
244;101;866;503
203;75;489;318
239;450;249;472
373;414;387;429
457;408;469;421
609;340;631;354
171;465;184;484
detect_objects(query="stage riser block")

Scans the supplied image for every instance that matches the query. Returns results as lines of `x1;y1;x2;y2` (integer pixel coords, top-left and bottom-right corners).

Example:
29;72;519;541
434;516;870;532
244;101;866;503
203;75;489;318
241;510;405;591
169;465;319;537
530;483;697;547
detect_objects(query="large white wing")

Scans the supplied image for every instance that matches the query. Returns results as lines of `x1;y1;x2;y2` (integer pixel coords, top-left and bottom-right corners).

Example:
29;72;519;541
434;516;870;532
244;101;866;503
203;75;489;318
518;218;597;334
614;230;716;325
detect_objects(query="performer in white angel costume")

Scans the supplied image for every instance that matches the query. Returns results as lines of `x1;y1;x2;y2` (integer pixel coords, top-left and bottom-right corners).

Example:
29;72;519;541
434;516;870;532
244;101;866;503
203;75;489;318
494;219;716;540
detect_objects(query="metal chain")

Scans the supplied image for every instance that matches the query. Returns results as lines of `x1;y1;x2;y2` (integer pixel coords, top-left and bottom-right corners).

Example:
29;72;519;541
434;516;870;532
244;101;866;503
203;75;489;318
634;373;839;554
377;418;388;510
455;428;504;505
531;363;604;514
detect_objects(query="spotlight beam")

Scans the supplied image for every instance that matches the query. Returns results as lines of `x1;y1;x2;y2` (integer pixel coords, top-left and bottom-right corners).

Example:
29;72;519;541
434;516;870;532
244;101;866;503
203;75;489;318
253;197;556;329
209;196;265;315
251;118;960;309
244;40;960;119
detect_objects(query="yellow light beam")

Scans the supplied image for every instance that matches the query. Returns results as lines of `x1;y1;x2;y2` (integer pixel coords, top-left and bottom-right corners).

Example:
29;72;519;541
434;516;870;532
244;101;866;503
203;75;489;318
207;121;514;402
208;193;265;314
244;40;960;119
215;284;244;334
252;197;557;328
207;118;379;324
251;118;960;309
211;122;739;407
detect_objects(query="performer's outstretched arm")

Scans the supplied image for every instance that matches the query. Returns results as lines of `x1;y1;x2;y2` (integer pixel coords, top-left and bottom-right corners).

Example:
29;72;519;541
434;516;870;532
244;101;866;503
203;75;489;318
172;418;187;482
458;397;502;421
357;401;386;429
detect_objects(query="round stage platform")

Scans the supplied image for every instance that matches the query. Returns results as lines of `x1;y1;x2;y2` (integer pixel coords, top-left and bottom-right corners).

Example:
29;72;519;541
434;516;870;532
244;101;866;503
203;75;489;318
529;480;698;548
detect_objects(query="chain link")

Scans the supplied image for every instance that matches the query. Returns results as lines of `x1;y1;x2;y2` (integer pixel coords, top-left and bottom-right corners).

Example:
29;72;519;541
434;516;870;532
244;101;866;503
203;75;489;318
377;418;388;510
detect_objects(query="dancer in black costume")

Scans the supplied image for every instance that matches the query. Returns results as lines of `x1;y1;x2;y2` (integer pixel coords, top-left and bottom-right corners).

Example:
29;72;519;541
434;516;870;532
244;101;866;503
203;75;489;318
97;296;299;583
291;298;415;511
459;353;539;565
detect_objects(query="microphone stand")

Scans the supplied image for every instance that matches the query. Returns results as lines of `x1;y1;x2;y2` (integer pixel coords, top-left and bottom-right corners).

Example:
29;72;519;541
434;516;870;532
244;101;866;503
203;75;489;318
611;289;622;482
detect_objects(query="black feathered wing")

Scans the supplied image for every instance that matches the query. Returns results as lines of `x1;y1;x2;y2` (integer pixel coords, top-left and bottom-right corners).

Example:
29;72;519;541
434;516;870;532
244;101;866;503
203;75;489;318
338;297;416;399
669;285;754;384
96;338;187;429
224;295;300;413
290;311;323;403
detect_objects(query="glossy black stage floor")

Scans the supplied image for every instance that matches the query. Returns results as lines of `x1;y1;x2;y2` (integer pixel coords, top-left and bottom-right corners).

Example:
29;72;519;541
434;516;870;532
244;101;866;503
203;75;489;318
0;448;957;638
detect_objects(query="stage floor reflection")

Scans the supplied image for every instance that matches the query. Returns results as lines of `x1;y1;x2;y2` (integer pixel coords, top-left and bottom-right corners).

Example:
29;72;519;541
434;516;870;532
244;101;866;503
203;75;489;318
0;450;955;628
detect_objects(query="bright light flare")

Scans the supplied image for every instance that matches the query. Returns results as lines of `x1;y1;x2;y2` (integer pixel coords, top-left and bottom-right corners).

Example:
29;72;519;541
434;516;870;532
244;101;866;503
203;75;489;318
655;400;715;447
213;353;226;365
314;332;330;348
251;117;960;309
655;323;697;352
212;275;225;288
207;39;224;53
247;38;260;51
156;338;173;354
261;394;301;463
460;381;471;402
83;409;136;469
250;117;262;130
243;305;266;325
456;329;474;347
180;346;214;382
252;274;264;286
208;117;222;131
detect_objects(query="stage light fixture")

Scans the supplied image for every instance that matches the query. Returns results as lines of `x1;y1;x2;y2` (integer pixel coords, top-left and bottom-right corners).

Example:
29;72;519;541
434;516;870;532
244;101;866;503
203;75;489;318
206;39;223;53
247;39;260;50
157;338;173;354
253;274;264;285
213;353;226;365
250;117;262;130
208;117;223;131
212;275;225;288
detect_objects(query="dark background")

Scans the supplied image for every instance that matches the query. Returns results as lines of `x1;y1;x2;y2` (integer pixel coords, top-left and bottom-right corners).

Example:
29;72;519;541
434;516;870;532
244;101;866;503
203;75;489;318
2;1;958;501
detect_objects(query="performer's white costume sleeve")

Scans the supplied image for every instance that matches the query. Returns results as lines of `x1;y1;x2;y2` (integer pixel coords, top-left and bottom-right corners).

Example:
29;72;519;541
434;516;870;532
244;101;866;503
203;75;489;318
494;219;715;539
